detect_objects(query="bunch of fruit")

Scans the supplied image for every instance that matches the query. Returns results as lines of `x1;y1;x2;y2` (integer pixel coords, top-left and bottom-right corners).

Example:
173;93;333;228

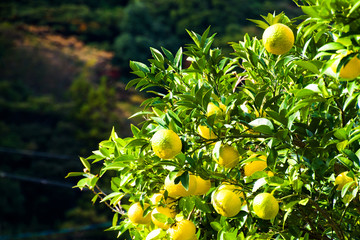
69;1;360;239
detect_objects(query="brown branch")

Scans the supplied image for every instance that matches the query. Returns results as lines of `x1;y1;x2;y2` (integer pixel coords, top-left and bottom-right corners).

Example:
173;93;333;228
308;198;344;240
92;185;125;215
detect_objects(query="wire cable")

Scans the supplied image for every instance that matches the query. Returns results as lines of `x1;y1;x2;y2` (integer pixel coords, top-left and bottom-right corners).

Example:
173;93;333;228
0;221;112;240
0;171;75;189
0;147;75;160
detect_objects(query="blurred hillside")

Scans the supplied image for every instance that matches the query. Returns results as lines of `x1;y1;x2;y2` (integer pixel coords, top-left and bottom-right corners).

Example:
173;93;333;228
0;0;300;239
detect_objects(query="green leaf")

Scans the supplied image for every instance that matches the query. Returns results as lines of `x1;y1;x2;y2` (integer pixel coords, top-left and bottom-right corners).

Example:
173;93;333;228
130;61;149;73
248;19;269;30
334;128;348;140
341;181;356;198
342;149;360;165
301;6;320;18
348;1;360;17
294;89;317;98
293;60;320;74
318;42;344;52
112;212;119;226
249;118;274;134
125;139;149;148
195;197;212;213
210;221;223;231
65;172;85;178
152;213;167;223
174;47;183;68
150;47;164;63
179;171;190;191
80;157;91;171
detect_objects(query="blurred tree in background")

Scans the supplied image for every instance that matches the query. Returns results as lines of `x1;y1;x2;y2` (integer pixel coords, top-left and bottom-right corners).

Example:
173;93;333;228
0;0;300;239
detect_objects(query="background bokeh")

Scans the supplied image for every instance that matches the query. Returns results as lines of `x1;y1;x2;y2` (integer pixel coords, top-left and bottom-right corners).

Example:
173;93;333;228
0;0;300;239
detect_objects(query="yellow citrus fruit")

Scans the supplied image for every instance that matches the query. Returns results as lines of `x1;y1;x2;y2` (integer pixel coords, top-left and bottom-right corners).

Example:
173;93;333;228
218;184;246;203
193;176;211;195
213;144;240;168
253;193;279;220
151;129;182;159
206;102;226;118
335;171;356;190
244;155;267;177
128;202;151;224
150;193;163;205
151;206;176;229
211;189;242;217
164;173;197;198
150;193;177;207
331;54;360;79
263;23;294;55
168;219;196;240
197;125;217;140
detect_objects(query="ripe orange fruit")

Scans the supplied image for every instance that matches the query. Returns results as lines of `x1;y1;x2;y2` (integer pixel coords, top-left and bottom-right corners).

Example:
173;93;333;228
197;125;217;140
211;189;242;217
128;202;151;224
151;129;182;159
244;154;267;177
206;102;226;118
164;173;197;198
335;171;356;190
213;144;240;168
168;219;196;240
151;206;176;229
263;23;294;55
252;193;279;220
193;176;211;195
331;54;360;79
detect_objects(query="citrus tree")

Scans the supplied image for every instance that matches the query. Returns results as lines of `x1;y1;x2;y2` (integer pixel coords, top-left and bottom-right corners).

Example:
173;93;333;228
67;0;360;239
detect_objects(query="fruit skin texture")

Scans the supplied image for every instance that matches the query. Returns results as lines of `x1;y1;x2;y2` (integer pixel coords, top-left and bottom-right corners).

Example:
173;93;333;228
151;206;176;229
164;173;197;198
197;125;217;140
211;189;242;217
335;171;355;190
213;145;240;168
206;102;226;118
331;54;360;79
193;176;211;195
151;129;182;159
128;202;151;224
263;23;294;55
218;184;246;203
244;155;267;177
168;219;196;240
252;193;279;220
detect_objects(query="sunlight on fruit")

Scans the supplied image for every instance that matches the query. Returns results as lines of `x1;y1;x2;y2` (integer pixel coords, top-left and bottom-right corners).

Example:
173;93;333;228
252;193;279;220
168;219;196;240
151;206;176;230
197;125;217;140
151;129;182;159
244;155;267;177
193;176;211;195
331;54;360;79
164;173;197;198
212;189;242;217
128;202;151;225
262;23;294;55
213;144;240;168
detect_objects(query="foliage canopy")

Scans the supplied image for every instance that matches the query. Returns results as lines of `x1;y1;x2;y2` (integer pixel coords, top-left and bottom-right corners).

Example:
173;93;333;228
69;0;360;239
